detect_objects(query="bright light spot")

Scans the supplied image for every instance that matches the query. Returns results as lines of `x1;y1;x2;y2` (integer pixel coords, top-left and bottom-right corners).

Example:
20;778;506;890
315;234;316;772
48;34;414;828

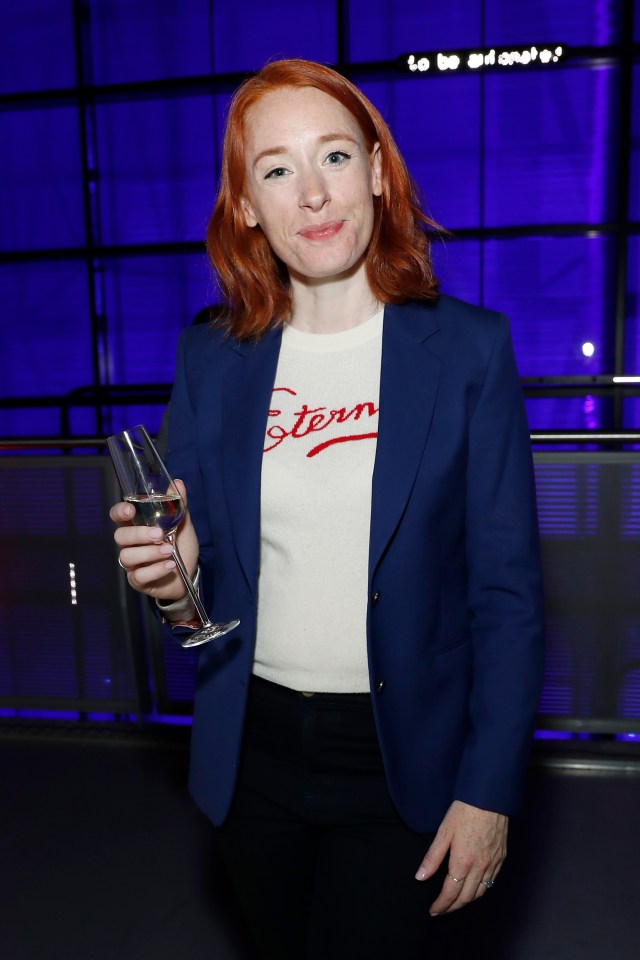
69;560;78;606
582;342;595;358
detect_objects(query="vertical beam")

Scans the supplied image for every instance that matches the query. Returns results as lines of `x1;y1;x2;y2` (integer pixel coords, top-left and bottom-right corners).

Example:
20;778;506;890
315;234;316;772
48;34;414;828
207;0;222;182
613;0;634;428
336;0;349;69
72;0;109;437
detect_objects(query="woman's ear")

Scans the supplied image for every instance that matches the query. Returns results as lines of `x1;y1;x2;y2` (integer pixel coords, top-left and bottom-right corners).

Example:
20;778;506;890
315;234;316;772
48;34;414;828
240;196;258;228
370;143;383;197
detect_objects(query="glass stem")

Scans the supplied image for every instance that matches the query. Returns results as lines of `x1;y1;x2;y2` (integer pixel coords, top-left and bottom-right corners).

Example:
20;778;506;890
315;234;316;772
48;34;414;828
165;533;209;626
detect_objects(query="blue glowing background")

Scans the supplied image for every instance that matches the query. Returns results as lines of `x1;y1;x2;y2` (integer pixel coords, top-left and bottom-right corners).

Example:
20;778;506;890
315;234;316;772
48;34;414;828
1;1;639;730
0;0;636;439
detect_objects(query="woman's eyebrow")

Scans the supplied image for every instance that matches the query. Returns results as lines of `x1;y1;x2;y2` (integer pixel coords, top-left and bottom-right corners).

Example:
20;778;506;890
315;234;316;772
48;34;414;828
316;132;359;146
252;146;287;167
252;133;360;168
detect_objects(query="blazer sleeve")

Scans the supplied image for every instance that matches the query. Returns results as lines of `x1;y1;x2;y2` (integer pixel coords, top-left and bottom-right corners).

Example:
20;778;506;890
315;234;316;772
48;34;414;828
454;313;545;814
162;326;217;631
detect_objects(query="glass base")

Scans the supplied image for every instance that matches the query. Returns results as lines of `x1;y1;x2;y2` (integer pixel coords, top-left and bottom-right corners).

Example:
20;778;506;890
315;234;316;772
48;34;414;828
180;619;240;649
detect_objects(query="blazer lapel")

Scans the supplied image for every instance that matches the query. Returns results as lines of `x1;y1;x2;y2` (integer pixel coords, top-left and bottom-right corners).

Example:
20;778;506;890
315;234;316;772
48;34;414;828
221;327;283;595
369;301;442;579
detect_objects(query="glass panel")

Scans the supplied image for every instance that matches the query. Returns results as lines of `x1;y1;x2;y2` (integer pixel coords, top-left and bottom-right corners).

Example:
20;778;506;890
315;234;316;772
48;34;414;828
525;396;611;431
435;237;616;380
0;262;92;436
87;0;211;84
212;0;336;73
349;0;619;62
431;239;481;305
485;0;621;46
0;108;84;251
624;234;640;375
0;0;76;93
349;0;482;61
0;409;62;439
360;76;481;229
484;67;619;226
95;97;217;244
483;236;616;376
102;253;214;387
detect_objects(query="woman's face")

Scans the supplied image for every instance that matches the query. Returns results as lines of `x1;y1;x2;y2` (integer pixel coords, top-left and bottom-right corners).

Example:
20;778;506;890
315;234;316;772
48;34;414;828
240;86;382;286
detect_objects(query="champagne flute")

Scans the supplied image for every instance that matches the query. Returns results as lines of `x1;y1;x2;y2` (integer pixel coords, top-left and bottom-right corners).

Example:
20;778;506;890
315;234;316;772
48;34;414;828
107;424;239;648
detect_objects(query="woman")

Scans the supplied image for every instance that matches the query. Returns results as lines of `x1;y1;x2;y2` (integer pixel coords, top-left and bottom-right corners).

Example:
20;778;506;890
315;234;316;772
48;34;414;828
111;59;544;958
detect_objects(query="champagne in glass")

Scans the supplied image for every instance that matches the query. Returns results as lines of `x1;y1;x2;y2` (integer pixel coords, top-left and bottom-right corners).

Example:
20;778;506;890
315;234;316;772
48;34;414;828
107;424;239;648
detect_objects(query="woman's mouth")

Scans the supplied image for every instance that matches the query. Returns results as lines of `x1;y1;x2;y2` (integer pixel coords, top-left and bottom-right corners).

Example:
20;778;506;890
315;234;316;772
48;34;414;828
298;221;344;241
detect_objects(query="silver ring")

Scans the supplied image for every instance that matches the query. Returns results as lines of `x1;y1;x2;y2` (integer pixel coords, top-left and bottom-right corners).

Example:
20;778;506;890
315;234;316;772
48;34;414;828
483;879;495;889
117;556;126;570
448;874;467;883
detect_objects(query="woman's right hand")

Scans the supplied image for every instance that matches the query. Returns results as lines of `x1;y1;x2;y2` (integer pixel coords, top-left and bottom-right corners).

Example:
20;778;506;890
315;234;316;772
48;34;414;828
109;478;200;603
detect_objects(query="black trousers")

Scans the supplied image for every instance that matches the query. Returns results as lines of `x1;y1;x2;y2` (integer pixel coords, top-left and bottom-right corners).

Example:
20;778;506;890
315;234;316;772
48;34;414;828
214;674;470;959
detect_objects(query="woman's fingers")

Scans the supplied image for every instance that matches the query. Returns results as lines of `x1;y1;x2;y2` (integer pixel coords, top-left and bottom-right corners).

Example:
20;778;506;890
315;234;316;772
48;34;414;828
109;479;199;601
125;558;179;593
109;500;135;525
110;500;181;598
417;800;508;916
118;540;174;569
114;522;163;548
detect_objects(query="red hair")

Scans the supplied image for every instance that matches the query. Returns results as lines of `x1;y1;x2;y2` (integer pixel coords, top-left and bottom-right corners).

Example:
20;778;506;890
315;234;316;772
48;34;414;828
207;59;441;340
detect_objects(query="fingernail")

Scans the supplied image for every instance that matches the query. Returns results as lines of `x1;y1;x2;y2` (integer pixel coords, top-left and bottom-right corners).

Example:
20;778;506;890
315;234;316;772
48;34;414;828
124;504;134;517
415;867;428;881
429;912;440;918
164;560;176;570
159;544;173;556
148;528;162;540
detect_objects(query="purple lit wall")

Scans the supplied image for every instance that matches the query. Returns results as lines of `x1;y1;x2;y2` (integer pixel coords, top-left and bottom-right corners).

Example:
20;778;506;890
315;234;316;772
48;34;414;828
0;0;635;439
2;0;640;730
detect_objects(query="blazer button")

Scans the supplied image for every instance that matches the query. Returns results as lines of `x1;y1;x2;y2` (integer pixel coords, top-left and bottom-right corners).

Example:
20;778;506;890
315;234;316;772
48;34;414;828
376;680;385;694
372;591;381;606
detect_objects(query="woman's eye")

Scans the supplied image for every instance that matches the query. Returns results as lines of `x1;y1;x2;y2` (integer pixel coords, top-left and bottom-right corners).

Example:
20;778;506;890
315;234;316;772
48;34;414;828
325;151;351;166
264;166;289;180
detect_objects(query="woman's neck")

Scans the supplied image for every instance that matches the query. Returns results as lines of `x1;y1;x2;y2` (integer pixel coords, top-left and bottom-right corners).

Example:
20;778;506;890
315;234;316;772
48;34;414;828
287;264;381;334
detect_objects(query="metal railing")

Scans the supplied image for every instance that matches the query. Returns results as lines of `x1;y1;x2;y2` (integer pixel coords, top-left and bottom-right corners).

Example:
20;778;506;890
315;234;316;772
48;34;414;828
1;433;640;734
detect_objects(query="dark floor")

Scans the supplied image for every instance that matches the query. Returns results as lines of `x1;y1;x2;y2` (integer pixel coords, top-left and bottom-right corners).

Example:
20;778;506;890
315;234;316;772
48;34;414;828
1;724;638;960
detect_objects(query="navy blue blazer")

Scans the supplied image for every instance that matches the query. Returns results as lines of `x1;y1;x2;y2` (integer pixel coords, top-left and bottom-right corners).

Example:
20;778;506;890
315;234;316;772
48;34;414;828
166;294;545;832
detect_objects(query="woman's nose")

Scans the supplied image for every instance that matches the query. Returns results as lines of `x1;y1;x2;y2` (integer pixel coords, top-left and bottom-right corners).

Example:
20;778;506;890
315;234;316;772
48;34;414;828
298;168;330;211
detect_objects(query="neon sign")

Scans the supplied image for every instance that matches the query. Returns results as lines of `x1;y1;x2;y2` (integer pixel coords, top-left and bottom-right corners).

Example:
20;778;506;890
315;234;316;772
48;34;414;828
401;44;566;75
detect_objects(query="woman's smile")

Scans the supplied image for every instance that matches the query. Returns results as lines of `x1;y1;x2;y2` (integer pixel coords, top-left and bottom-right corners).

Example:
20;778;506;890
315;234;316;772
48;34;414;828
298;220;345;241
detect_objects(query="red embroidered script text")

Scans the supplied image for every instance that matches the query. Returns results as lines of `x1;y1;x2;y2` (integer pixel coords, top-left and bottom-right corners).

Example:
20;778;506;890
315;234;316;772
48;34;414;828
265;387;379;458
